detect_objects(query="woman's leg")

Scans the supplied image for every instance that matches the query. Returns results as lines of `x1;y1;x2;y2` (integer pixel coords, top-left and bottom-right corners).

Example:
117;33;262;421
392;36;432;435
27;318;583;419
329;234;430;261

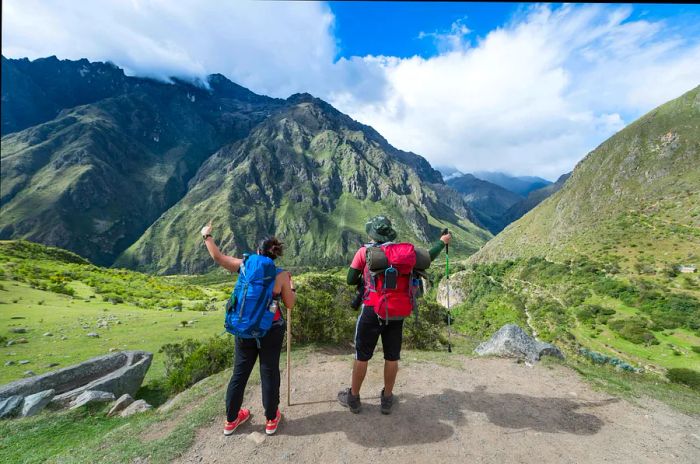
258;324;285;420
225;336;258;422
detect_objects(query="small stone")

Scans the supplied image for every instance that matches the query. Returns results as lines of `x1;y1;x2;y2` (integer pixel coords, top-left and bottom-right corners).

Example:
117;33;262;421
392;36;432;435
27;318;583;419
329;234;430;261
0;396;24;419
87;332;99;338
45;362;60;368
247;431;266;445
21;389;55;417
43;332;53;337
70;390;116;409
569;391;578;397
23;371;35;377
119;399;152;417
61;336;68;340
116;320;122;325
19;360;30;365
5;361;15;366
107;394;135;417
10;328;27;334
109;348;117;352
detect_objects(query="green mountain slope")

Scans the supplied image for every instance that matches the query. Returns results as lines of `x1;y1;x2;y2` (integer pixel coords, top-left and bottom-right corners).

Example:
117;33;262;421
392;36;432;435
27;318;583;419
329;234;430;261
1;65;282;265
472;85;700;270
447;173;524;234
116;94;491;273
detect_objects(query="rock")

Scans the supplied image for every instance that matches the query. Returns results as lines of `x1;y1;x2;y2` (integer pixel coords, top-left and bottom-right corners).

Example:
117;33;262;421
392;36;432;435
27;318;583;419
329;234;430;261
69;390;116;409
61;336;68;340
21;389;55;417
45;363;60;368
119;399;152;417
43;332;53;337
23;371;35;377
8;338;28;346
436;270;470;308
19;360;30;365
10;328;27;334
0;395;24;419
474;324;564;362
86;333;99;338
5;361;15;366
107;394;134;417
0;351;153;408
247;431;266;445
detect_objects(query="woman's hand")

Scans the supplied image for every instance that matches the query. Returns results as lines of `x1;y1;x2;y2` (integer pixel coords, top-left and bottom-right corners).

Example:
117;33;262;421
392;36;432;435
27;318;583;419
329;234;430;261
201;220;213;239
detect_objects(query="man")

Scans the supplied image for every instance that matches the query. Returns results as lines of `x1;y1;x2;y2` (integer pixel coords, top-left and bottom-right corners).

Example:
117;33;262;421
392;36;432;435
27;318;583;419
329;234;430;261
337;216;451;414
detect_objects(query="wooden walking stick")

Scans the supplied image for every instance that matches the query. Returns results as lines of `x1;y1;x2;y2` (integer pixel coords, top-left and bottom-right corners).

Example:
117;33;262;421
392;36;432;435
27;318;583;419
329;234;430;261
286;306;291;406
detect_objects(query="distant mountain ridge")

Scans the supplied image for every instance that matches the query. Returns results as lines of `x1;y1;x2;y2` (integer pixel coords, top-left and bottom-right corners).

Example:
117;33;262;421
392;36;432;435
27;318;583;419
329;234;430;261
1;56;490;272
472;171;551;196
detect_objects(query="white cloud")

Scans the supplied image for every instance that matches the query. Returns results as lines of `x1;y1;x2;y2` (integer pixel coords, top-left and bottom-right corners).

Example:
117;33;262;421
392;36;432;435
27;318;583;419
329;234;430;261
2;2;699;179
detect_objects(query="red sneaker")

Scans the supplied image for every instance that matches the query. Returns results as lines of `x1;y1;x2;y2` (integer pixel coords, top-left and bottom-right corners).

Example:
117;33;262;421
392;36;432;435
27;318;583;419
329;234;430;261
265;409;282;435
224;408;250;436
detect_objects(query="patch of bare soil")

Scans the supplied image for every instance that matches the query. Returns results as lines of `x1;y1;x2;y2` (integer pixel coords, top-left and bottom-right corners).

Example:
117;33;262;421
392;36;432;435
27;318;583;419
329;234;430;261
173;354;699;463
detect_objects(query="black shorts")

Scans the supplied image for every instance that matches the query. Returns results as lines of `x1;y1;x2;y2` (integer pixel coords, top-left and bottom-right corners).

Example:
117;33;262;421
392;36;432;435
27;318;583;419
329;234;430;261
354;306;404;361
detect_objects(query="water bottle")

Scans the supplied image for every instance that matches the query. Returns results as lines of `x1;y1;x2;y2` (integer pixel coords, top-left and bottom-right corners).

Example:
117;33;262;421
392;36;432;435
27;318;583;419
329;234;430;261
269;299;279;314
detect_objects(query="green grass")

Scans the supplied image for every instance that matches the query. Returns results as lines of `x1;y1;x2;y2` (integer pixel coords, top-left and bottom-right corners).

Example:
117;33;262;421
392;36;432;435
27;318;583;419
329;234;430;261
0;280;226;384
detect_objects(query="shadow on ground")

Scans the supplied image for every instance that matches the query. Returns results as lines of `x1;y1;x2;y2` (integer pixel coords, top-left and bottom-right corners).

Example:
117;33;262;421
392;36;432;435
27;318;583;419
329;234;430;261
283;385;617;448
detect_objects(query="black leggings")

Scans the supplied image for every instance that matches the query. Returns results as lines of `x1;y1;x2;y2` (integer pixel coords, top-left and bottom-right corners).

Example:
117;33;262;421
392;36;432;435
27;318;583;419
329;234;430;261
225;324;285;421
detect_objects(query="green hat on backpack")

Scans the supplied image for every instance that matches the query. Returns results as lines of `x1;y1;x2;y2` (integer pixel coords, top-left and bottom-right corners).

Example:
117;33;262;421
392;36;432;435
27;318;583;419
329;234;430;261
365;215;397;243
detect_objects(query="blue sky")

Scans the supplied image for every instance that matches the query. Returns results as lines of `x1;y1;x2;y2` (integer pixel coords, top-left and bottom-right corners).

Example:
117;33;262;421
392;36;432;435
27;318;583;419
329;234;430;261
3;1;700;179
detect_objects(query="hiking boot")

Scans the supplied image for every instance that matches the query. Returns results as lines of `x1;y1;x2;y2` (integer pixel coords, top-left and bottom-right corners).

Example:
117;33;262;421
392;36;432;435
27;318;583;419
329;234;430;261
224;408;250;435
380;388;394;415
265;409;282;435
337;387;361;413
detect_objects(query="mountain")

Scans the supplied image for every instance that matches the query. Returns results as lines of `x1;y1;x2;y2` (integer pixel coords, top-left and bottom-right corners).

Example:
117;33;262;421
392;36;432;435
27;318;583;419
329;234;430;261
501;172;571;226
472;171;551;196
471;85;700;268
1;57;279;265
116;94;491;274
1;57;489;272
435;165;464;181
446;174;523;234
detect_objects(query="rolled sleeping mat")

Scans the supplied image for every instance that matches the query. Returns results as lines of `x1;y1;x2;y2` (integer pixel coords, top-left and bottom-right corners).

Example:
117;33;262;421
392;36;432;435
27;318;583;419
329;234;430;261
414;247;431;271
367;247;389;272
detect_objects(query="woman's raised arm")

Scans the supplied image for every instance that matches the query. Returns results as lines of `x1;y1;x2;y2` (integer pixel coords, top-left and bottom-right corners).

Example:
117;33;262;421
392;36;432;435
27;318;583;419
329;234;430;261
201;221;243;273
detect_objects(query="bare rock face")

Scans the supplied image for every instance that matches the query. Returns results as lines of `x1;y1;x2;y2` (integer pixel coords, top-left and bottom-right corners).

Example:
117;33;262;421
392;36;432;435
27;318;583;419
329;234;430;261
69;390;116;409
21;389;55;417
107;394;134;417
474;324;564;362
0;351;152;409
119;399;152;417
0;395;24;419
436;270;470;308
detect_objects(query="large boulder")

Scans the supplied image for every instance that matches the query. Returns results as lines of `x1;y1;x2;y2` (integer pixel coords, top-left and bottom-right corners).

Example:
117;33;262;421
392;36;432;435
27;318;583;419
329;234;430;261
69;390;115;409
119;399;152;417
436;271;470;308
0;351;152;408
475;324;564;362
0;395;24;419
21;389;55;417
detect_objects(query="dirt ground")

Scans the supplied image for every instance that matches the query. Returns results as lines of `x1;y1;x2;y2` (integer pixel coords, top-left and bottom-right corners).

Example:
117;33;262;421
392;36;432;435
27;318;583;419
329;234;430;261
173;354;699;464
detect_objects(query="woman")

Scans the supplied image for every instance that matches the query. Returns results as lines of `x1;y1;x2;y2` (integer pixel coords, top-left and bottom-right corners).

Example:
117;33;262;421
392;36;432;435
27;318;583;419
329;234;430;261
201;221;296;436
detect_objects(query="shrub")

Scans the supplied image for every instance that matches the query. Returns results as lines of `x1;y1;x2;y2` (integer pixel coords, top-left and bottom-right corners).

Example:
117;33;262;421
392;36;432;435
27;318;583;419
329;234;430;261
0;335;6;345
403;299;445;350
691;346;700;354
159;336;235;394
608;318;659;345
189;302;207;312
666;368;700;391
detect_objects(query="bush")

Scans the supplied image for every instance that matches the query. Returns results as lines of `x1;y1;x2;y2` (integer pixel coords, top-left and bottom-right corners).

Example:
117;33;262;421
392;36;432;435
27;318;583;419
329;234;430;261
403;299;445;350
159;336;235;394
608;318;659;345
0;335;6;345
691;346;700;354
666;368;700;391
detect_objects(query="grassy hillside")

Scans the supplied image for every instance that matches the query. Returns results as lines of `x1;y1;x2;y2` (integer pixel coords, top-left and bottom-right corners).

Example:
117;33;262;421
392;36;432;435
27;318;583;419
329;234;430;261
0;240;231;384
472;86;700;271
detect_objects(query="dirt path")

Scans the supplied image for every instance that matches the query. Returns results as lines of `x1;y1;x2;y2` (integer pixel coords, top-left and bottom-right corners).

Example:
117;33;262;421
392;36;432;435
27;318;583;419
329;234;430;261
174;354;699;464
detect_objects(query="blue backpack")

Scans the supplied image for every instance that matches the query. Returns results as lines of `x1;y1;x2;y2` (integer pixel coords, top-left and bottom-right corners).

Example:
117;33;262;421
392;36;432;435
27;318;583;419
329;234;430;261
225;254;281;339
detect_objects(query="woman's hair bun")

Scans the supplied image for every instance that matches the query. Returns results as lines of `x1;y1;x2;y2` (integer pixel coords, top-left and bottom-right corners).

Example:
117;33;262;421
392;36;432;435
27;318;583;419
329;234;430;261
258;236;284;260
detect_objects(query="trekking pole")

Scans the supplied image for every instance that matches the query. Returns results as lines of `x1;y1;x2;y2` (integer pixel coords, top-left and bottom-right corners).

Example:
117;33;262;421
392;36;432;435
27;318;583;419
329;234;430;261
286;306;291;406
442;228;452;353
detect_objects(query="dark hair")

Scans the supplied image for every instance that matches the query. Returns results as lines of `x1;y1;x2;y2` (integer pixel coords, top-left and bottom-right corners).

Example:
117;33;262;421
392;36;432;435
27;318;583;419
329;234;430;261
258;236;284;260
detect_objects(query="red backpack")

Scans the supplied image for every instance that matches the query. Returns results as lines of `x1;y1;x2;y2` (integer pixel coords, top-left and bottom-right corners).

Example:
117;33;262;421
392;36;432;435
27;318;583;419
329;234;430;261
363;243;418;320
